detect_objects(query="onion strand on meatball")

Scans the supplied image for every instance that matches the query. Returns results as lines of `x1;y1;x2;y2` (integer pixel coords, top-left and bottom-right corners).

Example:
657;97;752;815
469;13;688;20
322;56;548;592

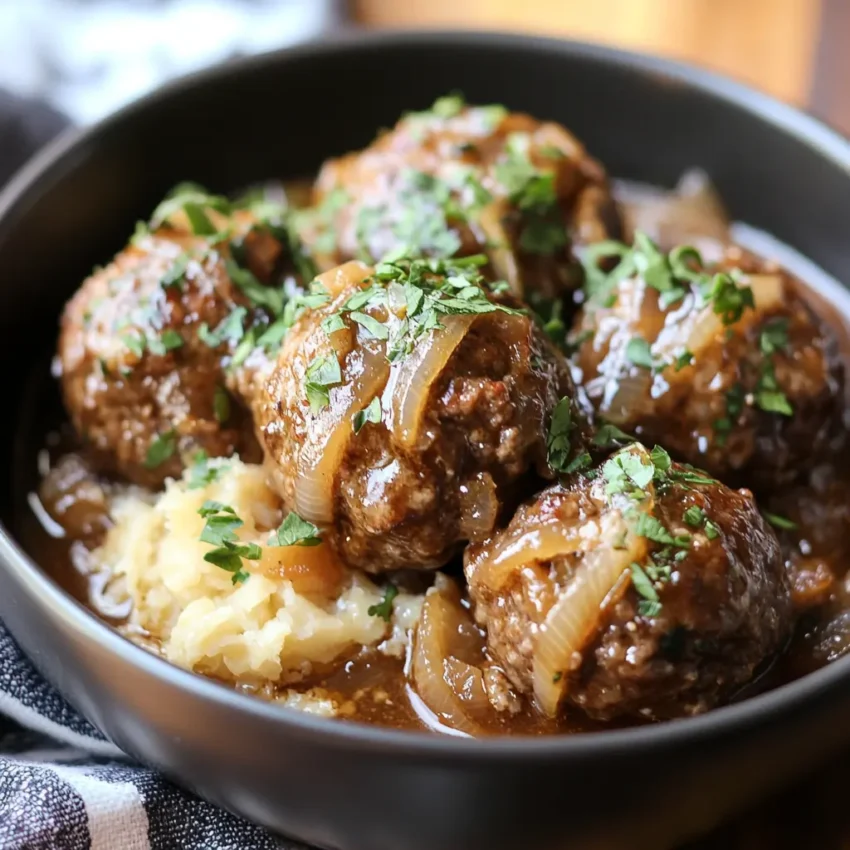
465;443;792;721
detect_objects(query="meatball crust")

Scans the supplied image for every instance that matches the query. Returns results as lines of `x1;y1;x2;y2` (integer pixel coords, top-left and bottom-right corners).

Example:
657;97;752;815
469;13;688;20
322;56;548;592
58;200;289;488
573;241;843;489
305;95;620;303
252;257;589;573
465;444;792;721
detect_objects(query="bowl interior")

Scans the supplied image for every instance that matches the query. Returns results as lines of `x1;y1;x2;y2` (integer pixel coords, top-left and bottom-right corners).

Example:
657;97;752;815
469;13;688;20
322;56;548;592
2;30;850;752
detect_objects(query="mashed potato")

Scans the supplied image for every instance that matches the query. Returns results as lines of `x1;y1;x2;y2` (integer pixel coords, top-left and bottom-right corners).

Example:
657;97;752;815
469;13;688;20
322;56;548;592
92;457;424;699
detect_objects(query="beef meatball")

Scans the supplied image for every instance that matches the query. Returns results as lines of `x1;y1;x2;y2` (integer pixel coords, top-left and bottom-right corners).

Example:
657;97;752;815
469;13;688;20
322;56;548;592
464;443;793;722
58;185;299;488
303;94;620;304
572;238;843;489
252;255;589;573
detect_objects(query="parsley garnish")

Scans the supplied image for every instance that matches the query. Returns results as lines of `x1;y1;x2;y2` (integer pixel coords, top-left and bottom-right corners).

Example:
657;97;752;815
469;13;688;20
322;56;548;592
353;397;382;434
368;584;399;623
148;329;183;356
592;422;636;448
764;511;798;531
197;500;258;584
632;512;691;548
683;506;706;527
150;182;231;232
186;450;228;489
304;355;342;414
630;562;662;618
144;430;177;469
198;306;247;349
673;349;694;371
625;336;654;369
160;252;190;290
267;512;322;547
213;386;230;424
755;362;793;416
760;317;790;354
546;397;574;473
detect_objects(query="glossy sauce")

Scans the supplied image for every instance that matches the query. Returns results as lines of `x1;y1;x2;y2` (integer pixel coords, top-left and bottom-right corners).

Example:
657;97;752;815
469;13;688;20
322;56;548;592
14;183;850;736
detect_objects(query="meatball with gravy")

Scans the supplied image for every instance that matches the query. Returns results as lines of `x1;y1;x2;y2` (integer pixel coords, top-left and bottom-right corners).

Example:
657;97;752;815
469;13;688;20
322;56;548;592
464;443;793;721
572;237;843;489
252;255;589;573
57;185;303;488
304;94;620;303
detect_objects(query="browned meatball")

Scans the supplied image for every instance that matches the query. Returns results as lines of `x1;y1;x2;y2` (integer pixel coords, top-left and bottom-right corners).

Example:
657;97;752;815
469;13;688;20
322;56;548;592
302;94;620;303
57;185;298;488
465;443;792;722
572;238;843;489
251;255;589;573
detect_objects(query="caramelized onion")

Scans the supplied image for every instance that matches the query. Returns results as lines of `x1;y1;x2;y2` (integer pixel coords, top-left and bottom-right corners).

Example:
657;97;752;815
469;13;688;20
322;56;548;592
387;314;476;449
294;343;390;524
443;657;490;716
411;584;487;736
259;541;345;597
470;523;584;593
477;202;521;296
458;472;499;542
533;509;650;717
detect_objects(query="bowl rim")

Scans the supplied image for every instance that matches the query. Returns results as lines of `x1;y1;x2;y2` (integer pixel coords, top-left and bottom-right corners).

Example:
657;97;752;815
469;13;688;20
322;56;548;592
2;27;850;761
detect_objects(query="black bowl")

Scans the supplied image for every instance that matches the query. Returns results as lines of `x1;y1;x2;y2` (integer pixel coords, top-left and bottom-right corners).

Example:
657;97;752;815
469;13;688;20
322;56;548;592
2;30;850;850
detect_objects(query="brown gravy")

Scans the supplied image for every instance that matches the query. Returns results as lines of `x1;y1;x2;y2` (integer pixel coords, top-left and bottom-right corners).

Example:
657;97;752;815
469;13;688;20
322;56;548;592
13;185;850;737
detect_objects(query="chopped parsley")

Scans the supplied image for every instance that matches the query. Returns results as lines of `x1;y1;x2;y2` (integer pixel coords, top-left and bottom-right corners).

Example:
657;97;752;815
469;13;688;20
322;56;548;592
353;396;382;434
632;512;690;548
304;355;342;414
546;397;574;473
160;252;191;290
186;450;228;489
267;512;322;547
144;430;177;469
630;562;662;618
368;584;399;623
625;336;654;369
213;385;230;424
763;511;798;531
147;329;183;356
760;317;790;354
197;500;258;584
431;93;465;119
592;422;636;448
755;362;793;416
150;182;231;232
673;349;694;371
198;306;248;349
683;506;706;527
121;331;146;359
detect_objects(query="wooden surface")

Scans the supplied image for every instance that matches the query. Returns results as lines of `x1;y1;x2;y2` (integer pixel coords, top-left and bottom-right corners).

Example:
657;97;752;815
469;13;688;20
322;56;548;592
354;0;822;105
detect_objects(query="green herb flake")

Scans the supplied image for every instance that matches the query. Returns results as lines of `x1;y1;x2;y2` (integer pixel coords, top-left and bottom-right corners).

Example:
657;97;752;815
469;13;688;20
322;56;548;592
368;584;399;623
763;512;798;531
683;506;706;527
304;354;343;415
186;450;228;490
213;385;230;424
630;562;662;618
632;512;690;548
197;500;258;585
625;336;654;369
121;332;146;359
353;396;382;435
592;422;636;448
160;252;191;290
267;512;322;547
144;429;177;469
546;397;574;473
760;317;790;355
704;520;720;540
673;349;694;371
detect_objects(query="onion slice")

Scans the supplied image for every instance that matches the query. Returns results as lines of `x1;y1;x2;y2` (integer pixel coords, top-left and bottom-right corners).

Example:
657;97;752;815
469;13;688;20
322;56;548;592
387;314;476;449
293;343;390;524
476;201;521;297
468;523;584;594
411;585;487;737
259;541;345;597
532;507;650;717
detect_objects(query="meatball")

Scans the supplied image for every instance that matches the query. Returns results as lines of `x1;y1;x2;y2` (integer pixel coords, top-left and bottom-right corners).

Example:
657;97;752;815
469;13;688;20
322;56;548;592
303;94;620;303
252;255;589;573
464;443;792;721
572;239;843;489
58;185;298;488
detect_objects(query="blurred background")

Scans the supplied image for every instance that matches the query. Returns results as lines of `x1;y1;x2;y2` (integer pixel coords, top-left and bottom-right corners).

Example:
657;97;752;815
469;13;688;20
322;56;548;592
0;0;846;129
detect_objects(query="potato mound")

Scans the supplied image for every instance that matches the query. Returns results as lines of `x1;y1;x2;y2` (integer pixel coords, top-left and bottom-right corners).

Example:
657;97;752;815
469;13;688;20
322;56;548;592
92;458;423;691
